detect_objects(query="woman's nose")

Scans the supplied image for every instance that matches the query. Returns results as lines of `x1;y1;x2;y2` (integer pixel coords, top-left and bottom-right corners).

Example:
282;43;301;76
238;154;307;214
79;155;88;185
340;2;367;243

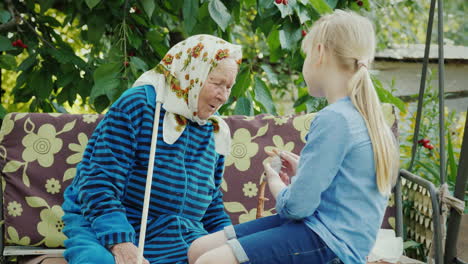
217;89;229;103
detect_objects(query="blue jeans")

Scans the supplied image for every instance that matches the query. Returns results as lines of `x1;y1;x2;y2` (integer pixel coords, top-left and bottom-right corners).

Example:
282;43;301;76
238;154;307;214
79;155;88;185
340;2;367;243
223;215;342;264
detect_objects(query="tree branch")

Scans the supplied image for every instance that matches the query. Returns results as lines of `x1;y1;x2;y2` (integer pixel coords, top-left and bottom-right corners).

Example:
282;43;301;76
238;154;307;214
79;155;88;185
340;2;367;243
123;0;129;77
158;2;179;17
2;0;56;50
22;18;56;50
0;0;21;33
0;20;17;32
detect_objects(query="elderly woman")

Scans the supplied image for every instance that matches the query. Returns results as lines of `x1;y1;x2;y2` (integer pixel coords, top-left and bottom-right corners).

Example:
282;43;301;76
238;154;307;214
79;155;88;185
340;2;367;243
62;35;242;264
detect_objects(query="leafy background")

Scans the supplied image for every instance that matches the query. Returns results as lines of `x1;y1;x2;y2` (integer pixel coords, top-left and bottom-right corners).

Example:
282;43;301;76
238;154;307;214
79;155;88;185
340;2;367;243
0;0;465;117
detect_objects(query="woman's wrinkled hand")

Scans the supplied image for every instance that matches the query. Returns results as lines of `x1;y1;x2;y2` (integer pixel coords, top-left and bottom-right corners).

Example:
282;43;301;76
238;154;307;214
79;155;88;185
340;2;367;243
110;242;150;264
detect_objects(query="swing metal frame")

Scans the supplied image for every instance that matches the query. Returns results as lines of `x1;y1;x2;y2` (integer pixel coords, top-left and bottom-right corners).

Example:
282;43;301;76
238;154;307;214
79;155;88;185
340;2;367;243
396;0;467;263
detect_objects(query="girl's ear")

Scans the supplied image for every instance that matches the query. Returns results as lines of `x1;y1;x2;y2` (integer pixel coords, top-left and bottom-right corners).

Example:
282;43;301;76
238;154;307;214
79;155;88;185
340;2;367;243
316;43;325;66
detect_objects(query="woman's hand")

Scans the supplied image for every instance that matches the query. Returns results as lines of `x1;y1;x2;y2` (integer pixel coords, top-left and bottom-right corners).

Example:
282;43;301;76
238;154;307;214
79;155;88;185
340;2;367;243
110;242;150;264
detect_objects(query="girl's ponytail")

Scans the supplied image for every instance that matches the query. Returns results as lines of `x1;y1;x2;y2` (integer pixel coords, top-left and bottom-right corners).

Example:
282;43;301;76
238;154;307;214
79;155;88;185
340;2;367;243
348;61;399;194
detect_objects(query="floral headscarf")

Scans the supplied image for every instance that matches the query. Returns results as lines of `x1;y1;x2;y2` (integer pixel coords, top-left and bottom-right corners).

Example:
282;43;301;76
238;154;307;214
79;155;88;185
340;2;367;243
133;34;242;156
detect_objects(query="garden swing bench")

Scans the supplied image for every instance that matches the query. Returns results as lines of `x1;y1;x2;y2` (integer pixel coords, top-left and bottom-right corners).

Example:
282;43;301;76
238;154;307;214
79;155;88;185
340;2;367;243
0;0;465;263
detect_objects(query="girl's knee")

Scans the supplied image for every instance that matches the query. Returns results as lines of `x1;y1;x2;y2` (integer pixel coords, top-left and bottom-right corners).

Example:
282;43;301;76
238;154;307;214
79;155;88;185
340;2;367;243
194;252;218;264
194;245;239;264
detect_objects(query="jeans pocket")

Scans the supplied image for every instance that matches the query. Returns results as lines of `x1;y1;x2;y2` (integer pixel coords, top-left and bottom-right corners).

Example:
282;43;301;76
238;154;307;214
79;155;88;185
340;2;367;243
287;247;331;263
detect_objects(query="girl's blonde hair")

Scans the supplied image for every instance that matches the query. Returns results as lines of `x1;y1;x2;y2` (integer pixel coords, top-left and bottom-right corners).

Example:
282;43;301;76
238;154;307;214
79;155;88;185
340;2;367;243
302;10;399;194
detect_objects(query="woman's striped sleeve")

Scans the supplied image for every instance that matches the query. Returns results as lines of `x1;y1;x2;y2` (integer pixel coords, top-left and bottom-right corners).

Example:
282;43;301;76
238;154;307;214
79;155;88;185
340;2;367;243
76;106;137;246
201;155;232;233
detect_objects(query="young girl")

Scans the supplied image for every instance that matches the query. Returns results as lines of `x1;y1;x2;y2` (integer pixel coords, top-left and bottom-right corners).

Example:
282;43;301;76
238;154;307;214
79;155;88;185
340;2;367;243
187;10;399;264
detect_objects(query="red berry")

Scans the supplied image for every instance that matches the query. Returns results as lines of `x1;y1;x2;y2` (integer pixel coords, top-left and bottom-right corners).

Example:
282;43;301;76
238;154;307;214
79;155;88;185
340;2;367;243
12;40;27;49
134;7;141;14
427;144;434;150
283;0;288;4
302;30;307;37
275;0;282;3
357;0;363;6
419;138;430;145
124;61;129;67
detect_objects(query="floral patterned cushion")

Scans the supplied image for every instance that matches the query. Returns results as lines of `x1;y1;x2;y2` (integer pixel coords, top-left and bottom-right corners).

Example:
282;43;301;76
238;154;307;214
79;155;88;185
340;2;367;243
0;106;397;248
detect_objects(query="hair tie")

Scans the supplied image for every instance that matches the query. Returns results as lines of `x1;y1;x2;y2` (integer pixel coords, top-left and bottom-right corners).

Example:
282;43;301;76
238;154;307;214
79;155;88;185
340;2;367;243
357;60;368;69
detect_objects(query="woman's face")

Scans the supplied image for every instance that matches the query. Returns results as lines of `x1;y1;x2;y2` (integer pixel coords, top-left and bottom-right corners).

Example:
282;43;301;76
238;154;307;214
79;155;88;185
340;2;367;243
197;59;238;119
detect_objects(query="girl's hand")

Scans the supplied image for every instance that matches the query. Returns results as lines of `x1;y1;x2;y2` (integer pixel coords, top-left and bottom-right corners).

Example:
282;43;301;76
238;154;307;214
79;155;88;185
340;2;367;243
264;160;282;183
265;149;300;185
110;242;150;264
264;161;286;199
278;151;299;180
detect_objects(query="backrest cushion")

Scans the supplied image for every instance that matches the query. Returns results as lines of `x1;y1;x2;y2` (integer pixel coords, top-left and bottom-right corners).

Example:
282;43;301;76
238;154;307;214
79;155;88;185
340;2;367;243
0;113;103;248
0;106;397;248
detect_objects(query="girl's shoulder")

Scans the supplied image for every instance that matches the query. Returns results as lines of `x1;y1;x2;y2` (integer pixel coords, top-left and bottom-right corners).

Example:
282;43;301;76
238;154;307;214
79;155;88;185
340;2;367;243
318;97;362;124
311;99;368;141
317;99;350;121
320;96;352;112
315;98;369;144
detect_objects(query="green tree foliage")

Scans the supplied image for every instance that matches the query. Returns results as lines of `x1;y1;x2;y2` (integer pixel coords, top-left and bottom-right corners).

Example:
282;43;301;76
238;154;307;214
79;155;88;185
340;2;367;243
371;0;467;49
1;0;406;117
